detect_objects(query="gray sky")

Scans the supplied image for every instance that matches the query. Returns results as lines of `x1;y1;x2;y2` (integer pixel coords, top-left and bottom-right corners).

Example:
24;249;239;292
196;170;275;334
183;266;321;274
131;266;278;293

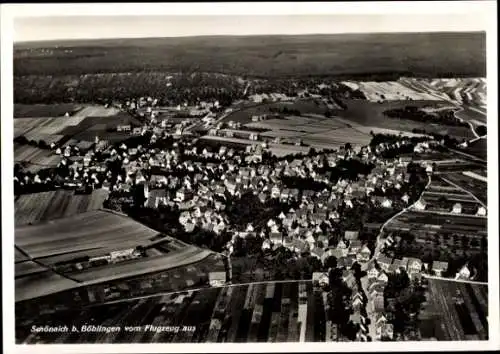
14;14;488;42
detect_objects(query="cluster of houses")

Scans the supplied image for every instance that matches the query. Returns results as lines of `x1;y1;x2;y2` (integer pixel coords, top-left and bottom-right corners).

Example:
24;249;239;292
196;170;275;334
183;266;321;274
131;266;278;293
414;198;487;216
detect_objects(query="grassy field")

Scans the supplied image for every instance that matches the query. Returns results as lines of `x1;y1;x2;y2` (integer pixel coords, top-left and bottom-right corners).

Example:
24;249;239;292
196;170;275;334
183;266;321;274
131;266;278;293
420;279;488;340
14;33;486;78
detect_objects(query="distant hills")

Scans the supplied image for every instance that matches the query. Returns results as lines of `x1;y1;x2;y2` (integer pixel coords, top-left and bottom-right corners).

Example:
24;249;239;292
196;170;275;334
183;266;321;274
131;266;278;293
14;32;486;78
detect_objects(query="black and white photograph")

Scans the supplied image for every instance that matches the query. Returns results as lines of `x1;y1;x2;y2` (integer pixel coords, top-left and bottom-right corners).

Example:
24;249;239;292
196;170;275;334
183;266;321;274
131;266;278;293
1;2;498;353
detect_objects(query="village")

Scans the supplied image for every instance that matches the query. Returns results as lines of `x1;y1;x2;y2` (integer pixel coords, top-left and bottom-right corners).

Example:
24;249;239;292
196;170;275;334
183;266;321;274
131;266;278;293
13;93;487;342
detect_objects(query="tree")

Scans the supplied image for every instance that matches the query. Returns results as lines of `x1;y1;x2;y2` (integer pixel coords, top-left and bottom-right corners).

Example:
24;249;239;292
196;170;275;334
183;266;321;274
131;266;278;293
324;256;337;269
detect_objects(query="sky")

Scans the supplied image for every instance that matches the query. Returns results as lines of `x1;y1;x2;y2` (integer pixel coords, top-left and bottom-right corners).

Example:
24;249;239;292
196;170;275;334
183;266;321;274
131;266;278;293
14;13;489;43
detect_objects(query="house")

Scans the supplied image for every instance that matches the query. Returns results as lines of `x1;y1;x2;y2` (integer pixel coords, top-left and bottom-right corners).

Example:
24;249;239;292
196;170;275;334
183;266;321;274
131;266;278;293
377;323;394;340
389;259;402;273
348;240;362;254
345;230;359;240
145;189;168;208
375;313;388;326
356;245;372;263
431;261;449;276
342;270;357;289
369;283;386;298
476;206;487;216
367;265;380;279
175;188;192;202
258;192;269;204
451;203;462;214
337;239;348;256
271;185;281;199
377;256;393;272
268;232;282;247
381;198;393;208
377;272;389;284
208;271;227;287
407;258;423;276
344;254;357;268
352;295;364;310
414;199;427;211
372;294;385;313
455;264;471;280
312;272;329;287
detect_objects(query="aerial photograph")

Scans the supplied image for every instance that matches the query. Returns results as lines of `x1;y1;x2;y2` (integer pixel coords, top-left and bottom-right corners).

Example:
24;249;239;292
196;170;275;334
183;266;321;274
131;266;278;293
5;3;497;349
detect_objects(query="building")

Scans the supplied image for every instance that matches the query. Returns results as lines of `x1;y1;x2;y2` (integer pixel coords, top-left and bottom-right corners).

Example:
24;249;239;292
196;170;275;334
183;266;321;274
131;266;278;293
476;206;487;216
312;272;329;287
414;199;427;211
117;124;131;132
345;230;359;240
455;264;471;280
407;258;423;277
209;271;227;287
451;203;462;214
377;256;393;272
357;245;371;263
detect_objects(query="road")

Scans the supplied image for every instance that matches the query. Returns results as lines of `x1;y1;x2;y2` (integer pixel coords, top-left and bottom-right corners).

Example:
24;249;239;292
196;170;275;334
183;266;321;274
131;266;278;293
360;175;431;341
85;278;314;308
422;274;488;286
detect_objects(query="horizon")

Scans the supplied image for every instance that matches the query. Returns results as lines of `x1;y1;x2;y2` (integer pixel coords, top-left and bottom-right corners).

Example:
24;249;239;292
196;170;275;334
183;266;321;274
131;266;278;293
13;30;487;46
13;14;489;43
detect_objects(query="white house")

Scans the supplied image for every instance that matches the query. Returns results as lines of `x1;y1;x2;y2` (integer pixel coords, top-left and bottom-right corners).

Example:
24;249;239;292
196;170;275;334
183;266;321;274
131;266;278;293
451;203;462;214
455;264;471;280
381;199;393;208
476;206;487;216
414;199;427;211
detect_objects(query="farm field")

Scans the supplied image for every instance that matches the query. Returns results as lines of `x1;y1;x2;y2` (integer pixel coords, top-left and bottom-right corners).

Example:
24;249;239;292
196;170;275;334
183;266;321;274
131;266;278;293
57;112;142;143
15;208;218;302
15;189;110;226
462;139;487;160
455;108;487;125
389;211;487;233
16;280;331;344
440;173;487;205
14;107;134;151
14;116;89;138
420;279;488;340
341;80;440;101
14;144;62;167
245;114;372;149
223;99;329;124
14;103;84;118
16;209;161;259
